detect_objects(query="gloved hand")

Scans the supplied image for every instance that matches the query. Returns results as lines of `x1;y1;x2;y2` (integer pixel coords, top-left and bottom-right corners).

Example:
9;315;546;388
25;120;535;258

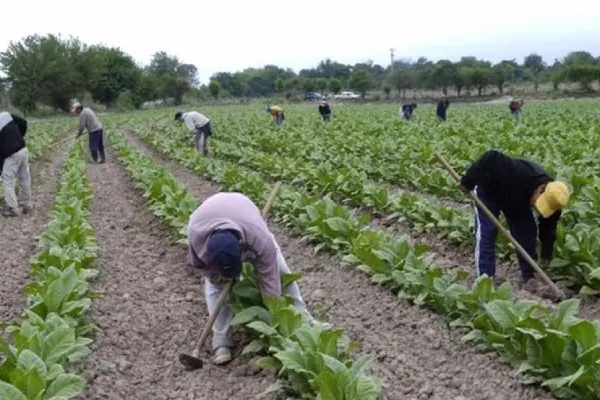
221;262;241;281
458;183;471;195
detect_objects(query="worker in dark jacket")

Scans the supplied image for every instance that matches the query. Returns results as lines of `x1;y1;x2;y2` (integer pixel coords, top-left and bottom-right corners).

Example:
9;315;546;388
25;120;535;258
318;101;332;122
460;150;570;290
0;112;31;217
436;98;450;121
400;103;417;120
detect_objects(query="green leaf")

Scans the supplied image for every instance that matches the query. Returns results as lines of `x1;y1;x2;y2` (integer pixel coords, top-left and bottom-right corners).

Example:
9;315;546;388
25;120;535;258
255;356;281;371
231;307;271;326
43;373;85;398
246;321;278;336
0;381;27;400
242;340;265;355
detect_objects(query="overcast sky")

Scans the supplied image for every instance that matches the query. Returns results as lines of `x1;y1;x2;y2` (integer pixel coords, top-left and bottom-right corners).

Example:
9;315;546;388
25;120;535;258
2;0;600;84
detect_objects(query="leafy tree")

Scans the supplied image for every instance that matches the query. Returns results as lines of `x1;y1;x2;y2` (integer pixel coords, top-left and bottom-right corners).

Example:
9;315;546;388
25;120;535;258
302;78;316;92
329;78;342;94
491;61;515;94
315;77;328;94
275;78;284;93
381;84;391;99
389;67;415;98
87;46;141;107
0;34;84;112
349;69;373;98
431;61;457;95
208;80;221;99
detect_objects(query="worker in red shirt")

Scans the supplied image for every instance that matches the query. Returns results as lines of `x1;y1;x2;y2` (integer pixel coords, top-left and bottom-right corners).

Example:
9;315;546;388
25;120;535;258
509;99;523;117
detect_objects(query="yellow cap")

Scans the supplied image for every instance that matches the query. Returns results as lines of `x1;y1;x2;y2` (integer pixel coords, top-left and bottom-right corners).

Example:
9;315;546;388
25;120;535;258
534;181;570;218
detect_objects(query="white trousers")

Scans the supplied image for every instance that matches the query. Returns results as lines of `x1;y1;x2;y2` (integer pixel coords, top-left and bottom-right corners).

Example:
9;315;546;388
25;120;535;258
205;235;308;350
2;148;31;212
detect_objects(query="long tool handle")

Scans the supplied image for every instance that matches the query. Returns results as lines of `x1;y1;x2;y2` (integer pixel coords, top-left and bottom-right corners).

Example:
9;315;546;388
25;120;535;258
192;182;283;356
191;280;233;357
48;135;78;149
261;181;282;218
434;152;565;299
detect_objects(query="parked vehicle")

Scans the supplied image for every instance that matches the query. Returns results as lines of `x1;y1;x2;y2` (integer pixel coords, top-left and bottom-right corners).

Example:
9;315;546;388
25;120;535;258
304;92;323;101
334;91;361;100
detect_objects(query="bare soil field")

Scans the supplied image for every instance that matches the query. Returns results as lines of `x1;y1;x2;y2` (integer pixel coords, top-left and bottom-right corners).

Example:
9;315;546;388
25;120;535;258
115;130;554;400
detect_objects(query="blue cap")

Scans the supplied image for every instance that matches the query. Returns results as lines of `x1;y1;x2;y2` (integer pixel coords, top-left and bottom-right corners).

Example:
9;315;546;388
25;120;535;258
206;230;242;279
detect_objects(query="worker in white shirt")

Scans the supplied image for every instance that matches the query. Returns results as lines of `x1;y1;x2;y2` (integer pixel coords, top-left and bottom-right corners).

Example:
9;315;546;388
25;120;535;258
175;111;212;157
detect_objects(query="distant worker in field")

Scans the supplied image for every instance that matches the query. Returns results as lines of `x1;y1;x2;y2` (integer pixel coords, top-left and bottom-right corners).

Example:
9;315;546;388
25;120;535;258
436;97;450;122
71;102;105;164
459;149;570;292
0;111;31;217
509;99;524;117
265;104;285;126
400;102;417;120
187;192;326;365
175;111;212;157
318;100;332;122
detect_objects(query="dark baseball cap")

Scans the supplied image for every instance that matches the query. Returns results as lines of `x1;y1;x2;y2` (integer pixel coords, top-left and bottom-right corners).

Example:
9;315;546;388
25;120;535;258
206;230;243;279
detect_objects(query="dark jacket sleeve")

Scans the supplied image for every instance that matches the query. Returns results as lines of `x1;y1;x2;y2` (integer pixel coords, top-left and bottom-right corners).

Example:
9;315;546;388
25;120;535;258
538;210;561;259
460;150;503;191
11;114;27;137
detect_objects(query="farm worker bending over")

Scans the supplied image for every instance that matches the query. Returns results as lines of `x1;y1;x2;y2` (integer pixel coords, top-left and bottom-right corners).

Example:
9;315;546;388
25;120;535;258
265;104;285;126
400;103;417;120
509;99;523;117
71;102;105;164
436;98;450;121
460;150;570;291
175;111;212;157
187;192;321;365
318;100;332;122
0;111;31;217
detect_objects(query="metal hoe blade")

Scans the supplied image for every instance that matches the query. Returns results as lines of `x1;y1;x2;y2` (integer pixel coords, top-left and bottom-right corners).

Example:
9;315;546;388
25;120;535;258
179;353;204;370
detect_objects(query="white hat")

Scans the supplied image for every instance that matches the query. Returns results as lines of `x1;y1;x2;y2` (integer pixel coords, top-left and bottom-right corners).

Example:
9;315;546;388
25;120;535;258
70;102;82;112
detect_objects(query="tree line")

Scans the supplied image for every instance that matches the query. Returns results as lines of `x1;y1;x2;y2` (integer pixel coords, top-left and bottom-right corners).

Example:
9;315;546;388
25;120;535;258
0;34;200;113
211;52;600;100
1;33;600;113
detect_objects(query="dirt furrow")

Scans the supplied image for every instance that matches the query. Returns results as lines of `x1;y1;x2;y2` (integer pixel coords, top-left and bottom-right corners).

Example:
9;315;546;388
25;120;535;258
123;130;553;400
0;146;68;323
80;146;276;400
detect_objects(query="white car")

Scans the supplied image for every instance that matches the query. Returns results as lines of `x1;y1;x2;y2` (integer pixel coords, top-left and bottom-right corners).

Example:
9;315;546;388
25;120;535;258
334;91;361;100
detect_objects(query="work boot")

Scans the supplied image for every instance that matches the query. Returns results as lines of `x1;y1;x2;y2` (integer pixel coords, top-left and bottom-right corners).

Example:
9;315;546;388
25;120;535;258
98;150;106;164
91;150;99;163
2;207;20;217
213;347;232;365
22;203;33;214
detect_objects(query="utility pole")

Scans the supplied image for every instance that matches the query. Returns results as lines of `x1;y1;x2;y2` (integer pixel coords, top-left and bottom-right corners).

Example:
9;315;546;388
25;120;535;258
390;48;395;72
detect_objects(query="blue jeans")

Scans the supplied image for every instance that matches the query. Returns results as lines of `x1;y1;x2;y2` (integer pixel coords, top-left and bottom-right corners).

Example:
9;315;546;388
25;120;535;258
89;129;104;152
474;185;536;280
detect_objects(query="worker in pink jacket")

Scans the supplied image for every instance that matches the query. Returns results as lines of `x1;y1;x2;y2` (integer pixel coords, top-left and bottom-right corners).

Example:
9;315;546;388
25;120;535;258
187;192;318;365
